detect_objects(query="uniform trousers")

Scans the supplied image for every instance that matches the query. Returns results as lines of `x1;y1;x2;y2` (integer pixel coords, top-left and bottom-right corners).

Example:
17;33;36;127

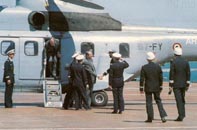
173;88;186;119
145;92;167;120
5;83;14;108
112;87;124;112
63;85;76;109
74;85;89;110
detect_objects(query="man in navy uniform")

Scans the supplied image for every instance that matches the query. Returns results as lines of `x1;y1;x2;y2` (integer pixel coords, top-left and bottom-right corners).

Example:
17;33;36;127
169;47;190;121
3;48;15;108
63;52;80;109
102;49;116;76
140;52;167;123
70;54;90;110
109;52;129;114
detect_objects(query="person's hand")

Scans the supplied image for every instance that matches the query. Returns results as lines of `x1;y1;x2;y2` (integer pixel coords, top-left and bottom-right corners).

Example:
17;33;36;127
169;83;174;88
98;75;103;80
86;85;89;89
186;81;190;91
7;80;11;85
140;86;144;94
108;85;112;89
168;87;173;95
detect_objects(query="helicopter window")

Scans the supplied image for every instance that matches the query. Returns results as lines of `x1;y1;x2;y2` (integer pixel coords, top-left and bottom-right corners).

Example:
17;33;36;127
1;41;15;56
24;41;38;56
119;43;130;58
81;42;94;55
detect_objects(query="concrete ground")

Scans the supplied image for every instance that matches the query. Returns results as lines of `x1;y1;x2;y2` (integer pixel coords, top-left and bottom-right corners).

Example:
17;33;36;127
0;81;197;130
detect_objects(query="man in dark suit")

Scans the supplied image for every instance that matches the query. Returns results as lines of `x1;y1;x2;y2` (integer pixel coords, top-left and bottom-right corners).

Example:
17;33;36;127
70;54;90;110
169;47;190;121
3;48;15;108
83;51;97;107
140;52;167;123
109;53;129;114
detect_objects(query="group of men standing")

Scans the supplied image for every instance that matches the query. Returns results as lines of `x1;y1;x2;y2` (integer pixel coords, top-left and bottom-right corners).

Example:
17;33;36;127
2;39;191;124
63;50;129;114
140;47;190;123
63;51;98;110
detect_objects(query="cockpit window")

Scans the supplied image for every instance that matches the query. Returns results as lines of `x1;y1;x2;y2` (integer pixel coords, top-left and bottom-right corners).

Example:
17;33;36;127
119;43;130;58
24;41;38;56
1;41;15;56
81;42;94;55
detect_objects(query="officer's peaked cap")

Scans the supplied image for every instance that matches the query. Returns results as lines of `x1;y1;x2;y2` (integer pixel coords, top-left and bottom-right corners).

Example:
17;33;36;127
174;48;182;55
76;54;84;60
146;52;155;60
5;45;15;55
112;53;121;58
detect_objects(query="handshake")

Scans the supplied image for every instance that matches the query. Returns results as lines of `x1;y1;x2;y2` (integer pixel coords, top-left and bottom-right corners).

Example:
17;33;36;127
97;75;104;80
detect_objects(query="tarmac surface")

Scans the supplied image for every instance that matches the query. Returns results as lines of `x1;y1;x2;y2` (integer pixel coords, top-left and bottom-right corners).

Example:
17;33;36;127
0;81;197;130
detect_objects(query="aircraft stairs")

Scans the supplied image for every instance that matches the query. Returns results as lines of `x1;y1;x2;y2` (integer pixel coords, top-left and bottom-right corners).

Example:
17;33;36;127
43;78;63;107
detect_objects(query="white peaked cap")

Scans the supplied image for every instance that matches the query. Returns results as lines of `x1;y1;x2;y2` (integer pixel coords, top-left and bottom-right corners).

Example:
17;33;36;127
174;48;182;55
7;49;15;55
146;52;155;60
112;52;121;58
76;54;84;60
72;52;80;58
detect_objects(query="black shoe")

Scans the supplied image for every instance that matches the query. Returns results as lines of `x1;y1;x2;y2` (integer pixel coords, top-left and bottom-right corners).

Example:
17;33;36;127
62;107;68;110
161;117;167;123
119;111;122;114
112;111;118;114
5;106;13;108
145;119;152;123
174;117;183;121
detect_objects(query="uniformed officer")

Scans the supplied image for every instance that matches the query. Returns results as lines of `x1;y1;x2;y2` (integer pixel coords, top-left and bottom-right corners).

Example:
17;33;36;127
45;37;60;78
101;50;116;91
63;52;80;109
3;48;15;108
109;53;129;114
169;47;191;121
83;51;97;108
102;49;116;76
140;52;167;123
70;54;90;110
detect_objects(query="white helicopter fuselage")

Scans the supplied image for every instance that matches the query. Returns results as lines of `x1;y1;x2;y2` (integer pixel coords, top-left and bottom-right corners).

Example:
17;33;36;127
1;0;197;92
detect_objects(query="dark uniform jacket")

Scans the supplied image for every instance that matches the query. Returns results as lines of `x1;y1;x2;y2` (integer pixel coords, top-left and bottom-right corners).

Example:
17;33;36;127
70;62;88;88
140;62;162;92
83;59;97;85
169;56;190;88
109;60;129;87
3;58;15;83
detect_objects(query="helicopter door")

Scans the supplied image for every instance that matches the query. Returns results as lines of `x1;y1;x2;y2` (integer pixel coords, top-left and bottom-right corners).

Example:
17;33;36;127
19;38;44;79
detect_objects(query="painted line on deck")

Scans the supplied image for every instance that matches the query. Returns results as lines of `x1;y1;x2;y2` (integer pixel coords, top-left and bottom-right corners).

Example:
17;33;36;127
17;126;197;130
